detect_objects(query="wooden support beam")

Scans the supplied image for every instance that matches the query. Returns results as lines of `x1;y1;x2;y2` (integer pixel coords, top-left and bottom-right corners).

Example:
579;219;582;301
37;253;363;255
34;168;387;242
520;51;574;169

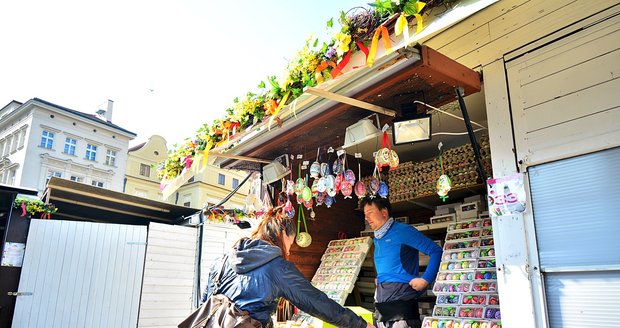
305;87;398;117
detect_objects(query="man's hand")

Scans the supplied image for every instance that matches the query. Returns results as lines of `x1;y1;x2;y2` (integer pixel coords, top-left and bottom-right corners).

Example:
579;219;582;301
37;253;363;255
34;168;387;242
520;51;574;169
366;323;376;328
408;277;429;291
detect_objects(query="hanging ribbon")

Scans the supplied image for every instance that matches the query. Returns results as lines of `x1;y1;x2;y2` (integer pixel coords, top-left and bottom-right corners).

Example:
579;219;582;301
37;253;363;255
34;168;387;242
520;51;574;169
331;50;352;79
414;2;426;34
268;91;290;131
366;26;393;67
395;14;411;48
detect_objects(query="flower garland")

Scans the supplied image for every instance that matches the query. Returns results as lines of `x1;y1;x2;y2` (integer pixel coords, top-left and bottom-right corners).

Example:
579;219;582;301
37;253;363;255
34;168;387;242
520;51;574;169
13;196;58;219
158;0;447;182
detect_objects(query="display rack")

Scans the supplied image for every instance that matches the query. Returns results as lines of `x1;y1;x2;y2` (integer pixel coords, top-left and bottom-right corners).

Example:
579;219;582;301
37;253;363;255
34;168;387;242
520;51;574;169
293;237;373;325
422;214;502;328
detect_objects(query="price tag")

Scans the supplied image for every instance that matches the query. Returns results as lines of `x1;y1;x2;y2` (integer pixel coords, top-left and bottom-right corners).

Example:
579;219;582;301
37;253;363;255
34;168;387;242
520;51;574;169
296;154;303;159
372;151;378;158
301;165;308;170
302;161;309;166
327;147;334;153
354;153;362;158
336;149;345;157
382;124;390;132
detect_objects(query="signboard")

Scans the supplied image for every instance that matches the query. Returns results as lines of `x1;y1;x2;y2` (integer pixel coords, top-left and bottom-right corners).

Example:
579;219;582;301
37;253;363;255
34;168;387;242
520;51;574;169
1;242;26;267
487;173;527;217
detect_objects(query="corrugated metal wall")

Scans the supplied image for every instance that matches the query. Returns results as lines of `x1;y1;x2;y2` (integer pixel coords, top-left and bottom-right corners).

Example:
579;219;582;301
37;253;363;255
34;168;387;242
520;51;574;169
12;219;147;328
529;147;620;327
138;222;197;328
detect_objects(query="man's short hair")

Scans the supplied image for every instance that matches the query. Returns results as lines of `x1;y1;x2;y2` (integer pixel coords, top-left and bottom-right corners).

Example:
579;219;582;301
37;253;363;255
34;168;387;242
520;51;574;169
359;197;392;216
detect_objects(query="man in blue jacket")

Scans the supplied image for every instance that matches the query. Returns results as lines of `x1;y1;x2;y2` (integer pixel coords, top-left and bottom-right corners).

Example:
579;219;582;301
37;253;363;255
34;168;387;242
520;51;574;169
360;197;442;328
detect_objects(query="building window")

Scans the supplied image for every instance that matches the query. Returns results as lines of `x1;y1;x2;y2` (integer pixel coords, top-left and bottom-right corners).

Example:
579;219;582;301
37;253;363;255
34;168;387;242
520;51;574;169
183;201;191;207
140;164;150;177
70;175;84;183
64;137;77;155
7;168;16;185
0;140;5;156
105;150;117;166
232;178;239;189
18;129;26;148
6;135;13;154
218;173;225;185
40;130;54;149
10;133;19;153
91;180;104;188
46;171;62;184
85;144;97;161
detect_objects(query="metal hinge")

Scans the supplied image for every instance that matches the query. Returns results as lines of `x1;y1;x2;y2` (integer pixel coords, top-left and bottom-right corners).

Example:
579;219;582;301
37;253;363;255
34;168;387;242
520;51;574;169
8;292;33;296
127;241;147;245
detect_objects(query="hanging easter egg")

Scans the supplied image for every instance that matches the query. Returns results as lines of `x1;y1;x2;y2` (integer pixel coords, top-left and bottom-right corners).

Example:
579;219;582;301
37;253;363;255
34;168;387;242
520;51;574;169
344;169;356;184
296;193;303;205
316;191;326;205
311;179;319;197
320;162;329;177
317;177;327;192
378;181;389;198
369;177;380;194
334;173;344;193
284;199;295;219
296;231;312;247
354;180;366;198
376;148;391;169
326;175;337;197
332;157;343;175
303;197;313;209
324;195;335;208
286;179;295;195
436;174;452;201
295;178;305;195
302;185;312;202
310;161;321;178
341;181;353;199
389;150;399;169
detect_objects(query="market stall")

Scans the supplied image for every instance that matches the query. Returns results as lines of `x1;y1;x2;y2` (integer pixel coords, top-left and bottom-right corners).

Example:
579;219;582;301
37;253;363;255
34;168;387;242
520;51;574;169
158;2;501;326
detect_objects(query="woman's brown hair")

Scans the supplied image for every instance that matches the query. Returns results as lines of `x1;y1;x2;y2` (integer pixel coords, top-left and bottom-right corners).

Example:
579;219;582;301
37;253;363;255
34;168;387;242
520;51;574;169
250;205;296;260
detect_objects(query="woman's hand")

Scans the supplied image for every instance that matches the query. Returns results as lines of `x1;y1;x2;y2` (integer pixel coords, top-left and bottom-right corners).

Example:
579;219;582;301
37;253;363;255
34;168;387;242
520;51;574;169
366;322;376;328
408;277;429;291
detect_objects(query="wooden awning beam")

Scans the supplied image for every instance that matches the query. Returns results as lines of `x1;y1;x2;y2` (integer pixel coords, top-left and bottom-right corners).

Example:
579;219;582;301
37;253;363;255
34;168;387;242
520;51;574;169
305;87;397;117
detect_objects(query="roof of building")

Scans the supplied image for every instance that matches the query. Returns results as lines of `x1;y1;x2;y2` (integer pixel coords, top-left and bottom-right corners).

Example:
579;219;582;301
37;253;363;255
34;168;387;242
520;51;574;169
31;98;137;137
128;142;146;152
43;177;199;225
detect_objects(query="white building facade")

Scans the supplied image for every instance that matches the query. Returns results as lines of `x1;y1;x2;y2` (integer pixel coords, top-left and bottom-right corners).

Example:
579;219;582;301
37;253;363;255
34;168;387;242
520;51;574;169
0;98;136;193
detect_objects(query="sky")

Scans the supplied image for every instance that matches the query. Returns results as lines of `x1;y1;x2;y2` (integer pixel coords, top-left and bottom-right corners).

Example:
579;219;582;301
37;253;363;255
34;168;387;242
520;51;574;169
0;0;365;148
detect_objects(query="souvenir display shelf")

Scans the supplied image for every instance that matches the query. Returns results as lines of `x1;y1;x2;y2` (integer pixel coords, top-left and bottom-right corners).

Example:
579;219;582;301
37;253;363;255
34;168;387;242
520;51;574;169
293;237;373;325
421;214;501;328
388;136;492;204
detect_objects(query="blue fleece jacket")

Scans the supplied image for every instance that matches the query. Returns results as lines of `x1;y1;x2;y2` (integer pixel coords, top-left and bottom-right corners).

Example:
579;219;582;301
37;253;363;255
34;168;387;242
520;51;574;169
374;221;443;285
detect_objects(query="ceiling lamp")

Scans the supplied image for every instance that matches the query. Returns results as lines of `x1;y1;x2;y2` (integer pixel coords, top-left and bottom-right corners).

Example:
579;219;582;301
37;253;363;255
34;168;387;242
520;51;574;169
262;154;290;185
342;114;382;149
392;102;431;145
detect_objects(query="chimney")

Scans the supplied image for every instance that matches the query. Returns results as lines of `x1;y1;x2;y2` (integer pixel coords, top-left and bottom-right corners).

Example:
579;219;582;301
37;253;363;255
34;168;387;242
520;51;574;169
105;99;114;122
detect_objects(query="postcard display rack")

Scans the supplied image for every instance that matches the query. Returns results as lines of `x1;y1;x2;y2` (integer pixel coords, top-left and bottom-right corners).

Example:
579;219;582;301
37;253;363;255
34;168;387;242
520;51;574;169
294;237;373;324
422;215;502;328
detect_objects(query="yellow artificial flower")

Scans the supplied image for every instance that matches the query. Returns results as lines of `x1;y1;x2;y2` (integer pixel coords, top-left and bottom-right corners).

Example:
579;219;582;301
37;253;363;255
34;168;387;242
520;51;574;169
334;32;351;57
